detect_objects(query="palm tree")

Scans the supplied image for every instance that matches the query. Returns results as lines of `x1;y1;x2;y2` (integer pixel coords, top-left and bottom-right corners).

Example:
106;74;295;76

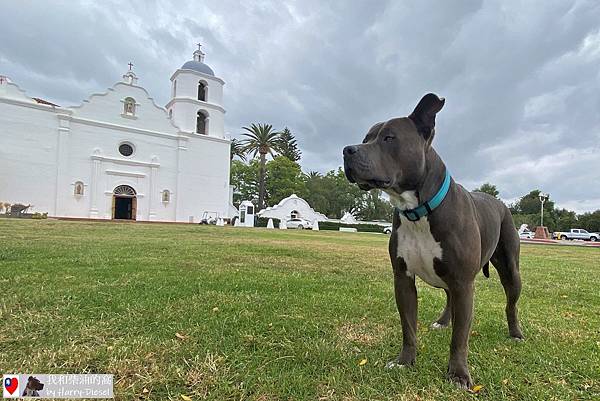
241;123;281;210
230;138;247;161
306;171;321;180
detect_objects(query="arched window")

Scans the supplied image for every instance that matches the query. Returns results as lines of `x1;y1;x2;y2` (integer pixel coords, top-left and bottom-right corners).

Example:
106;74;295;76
74;181;84;196
168;109;173;118
113;185;136;197
172;80;177;97
196;111;208;134
162;190;171;203
124;97;136;115
197;81;207;101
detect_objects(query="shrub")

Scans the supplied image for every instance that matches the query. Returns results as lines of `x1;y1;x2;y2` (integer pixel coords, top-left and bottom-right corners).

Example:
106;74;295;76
255;217;383;232
319;221;384;233
256;217;280;228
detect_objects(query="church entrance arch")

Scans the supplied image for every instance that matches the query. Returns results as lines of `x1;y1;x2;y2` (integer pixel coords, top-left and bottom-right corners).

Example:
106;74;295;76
112;185;137;220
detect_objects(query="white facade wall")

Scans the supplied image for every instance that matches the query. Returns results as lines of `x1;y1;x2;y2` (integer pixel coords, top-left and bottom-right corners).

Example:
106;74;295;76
0;97;61;215
0;61;231;223
257;194;329;223
175;134;231;222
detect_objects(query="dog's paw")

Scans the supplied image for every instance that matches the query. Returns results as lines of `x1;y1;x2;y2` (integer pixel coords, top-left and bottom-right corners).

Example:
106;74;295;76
385;352;415;369
510;335;524;342
509;329;524;341
430;321;449;330
447;368;472;390
385;359;414;369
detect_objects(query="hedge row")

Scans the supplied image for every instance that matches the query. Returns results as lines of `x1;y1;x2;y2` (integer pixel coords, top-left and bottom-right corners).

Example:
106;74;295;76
255;217;384;233
318;221;384;233
256;217;280;228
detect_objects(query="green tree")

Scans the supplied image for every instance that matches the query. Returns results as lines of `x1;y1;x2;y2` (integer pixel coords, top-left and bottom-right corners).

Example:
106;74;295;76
303;171;330;216
230;159;259;206
241;123;281;210
355;189;394;221
512;213;540;232
510;190;557;231
577;210;600;232
473;182;499;198
511;190;555;215
275;127;302;162
304;168;362;219
230;138;246;161
265;157;306;206
553;208;578;232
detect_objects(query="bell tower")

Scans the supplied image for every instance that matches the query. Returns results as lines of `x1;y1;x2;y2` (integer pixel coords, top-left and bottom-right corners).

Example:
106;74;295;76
166;44;226;138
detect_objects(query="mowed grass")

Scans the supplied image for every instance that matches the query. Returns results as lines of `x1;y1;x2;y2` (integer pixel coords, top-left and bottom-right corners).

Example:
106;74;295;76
0;219;598;401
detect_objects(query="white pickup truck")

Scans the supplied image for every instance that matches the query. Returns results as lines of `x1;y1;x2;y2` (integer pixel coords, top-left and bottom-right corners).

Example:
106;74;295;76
553;228;599;242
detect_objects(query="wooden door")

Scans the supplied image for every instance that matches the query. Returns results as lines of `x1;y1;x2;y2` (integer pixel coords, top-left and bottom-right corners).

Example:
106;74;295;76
131;197;137;220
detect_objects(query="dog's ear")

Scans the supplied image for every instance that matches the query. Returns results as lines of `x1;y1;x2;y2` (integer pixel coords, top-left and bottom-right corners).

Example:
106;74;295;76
408;93;445;144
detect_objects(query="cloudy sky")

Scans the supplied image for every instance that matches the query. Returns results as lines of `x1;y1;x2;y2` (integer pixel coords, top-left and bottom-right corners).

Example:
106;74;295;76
2;0;600;212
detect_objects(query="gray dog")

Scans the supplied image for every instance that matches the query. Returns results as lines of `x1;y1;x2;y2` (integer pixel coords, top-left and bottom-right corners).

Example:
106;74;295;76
343;93;523;388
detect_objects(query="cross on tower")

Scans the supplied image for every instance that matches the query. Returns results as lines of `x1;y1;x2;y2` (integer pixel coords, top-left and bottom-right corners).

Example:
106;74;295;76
196;43;202;51
128;62;133;71
0;76;6;84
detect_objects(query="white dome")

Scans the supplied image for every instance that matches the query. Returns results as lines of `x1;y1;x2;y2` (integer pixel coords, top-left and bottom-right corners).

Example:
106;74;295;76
180;60;214;76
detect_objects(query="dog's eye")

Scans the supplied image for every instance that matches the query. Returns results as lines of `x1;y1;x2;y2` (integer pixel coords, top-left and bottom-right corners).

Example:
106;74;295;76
383;135;395;142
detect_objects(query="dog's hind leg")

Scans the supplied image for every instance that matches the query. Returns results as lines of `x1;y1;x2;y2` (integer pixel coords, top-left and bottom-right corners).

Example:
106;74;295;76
491;212;524;340
431;289;452;329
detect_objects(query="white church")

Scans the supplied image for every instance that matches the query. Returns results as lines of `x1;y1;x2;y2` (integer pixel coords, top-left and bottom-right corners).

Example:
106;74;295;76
0;45;233;223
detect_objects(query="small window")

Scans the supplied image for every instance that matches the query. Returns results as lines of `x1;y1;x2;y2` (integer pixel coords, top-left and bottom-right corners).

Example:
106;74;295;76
246;206;254;215
124;97;136;115
74;181;84;196
197;81;207;101
119;142;134;157
162;190;170;203
169;109;173;118
173;80;177;97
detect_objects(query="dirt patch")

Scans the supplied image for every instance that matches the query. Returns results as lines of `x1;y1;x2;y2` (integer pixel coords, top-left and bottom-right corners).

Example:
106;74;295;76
337;320;387;346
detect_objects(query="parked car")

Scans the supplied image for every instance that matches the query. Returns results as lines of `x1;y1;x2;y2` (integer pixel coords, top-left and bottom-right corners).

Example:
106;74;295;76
518;230;534;239
383;225;393;234
553;228;599;241
286;218;312;229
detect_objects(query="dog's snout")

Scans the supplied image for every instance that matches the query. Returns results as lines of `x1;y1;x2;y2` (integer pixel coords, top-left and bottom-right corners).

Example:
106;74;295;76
343;145;358;157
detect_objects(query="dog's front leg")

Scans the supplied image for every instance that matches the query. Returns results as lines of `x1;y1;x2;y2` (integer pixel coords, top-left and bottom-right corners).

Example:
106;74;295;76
387;258;418;368
447;281;474;388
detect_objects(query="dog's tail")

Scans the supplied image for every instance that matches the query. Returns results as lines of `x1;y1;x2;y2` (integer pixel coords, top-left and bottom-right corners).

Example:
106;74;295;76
482;262;490;278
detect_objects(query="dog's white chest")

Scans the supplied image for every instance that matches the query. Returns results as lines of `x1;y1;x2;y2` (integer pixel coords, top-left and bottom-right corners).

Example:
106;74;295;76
385;189;447;289
395;217;447;289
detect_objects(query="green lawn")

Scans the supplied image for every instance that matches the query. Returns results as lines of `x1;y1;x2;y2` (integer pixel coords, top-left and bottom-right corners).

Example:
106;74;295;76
0;219;598;401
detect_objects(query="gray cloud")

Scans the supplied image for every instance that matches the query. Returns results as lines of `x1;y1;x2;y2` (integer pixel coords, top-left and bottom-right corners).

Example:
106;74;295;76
1;0;599;212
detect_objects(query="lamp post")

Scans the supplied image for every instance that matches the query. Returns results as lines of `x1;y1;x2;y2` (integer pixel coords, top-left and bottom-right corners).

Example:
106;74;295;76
538;192;548;227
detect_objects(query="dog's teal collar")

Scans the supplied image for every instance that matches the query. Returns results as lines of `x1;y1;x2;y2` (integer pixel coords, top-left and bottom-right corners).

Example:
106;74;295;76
395;170;451;222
